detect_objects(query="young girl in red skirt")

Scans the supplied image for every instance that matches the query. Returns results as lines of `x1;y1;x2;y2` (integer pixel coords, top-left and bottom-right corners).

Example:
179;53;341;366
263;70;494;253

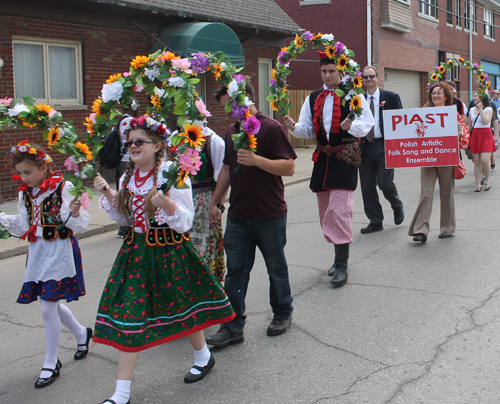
0;141;92;388
93;116;235;404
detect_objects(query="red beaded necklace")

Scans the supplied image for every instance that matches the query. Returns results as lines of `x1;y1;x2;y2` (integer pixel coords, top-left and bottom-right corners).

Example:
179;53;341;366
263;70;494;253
134;167;155;188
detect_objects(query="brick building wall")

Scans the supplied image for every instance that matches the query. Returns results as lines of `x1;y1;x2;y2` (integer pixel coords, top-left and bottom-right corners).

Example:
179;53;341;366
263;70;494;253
0;14;284;201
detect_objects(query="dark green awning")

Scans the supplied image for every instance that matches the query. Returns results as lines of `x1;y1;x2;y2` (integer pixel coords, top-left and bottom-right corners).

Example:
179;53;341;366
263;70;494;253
150;22;245;67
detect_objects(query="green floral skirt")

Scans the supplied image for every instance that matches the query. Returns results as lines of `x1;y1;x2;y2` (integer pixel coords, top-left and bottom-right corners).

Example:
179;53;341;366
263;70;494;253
93;233;235;352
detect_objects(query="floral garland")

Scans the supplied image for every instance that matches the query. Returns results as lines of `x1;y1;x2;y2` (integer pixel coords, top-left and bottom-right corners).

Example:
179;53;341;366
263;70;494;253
266;32;365;117
10;140;52;165
428;58;490;97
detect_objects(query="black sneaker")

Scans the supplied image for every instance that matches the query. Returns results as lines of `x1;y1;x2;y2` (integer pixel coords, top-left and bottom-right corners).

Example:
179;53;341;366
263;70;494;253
267;315;292;336
205;326;244;347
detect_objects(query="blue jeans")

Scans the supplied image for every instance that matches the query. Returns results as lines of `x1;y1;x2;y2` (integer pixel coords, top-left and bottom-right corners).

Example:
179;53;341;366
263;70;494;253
223;216;293;330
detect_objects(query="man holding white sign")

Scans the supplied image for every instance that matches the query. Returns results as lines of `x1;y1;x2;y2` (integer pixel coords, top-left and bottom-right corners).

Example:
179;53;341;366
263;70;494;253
359;66;404;234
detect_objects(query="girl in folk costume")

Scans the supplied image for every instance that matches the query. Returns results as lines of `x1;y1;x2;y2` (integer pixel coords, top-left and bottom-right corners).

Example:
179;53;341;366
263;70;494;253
93;116;235;404
0;141;92;388
189;120;226;282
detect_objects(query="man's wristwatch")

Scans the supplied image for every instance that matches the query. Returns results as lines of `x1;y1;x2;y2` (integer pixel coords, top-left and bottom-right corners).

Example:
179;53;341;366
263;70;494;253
216;203;225;214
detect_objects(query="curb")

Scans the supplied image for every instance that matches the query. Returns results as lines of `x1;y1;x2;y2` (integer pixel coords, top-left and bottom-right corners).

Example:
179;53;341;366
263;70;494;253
0;176;311;261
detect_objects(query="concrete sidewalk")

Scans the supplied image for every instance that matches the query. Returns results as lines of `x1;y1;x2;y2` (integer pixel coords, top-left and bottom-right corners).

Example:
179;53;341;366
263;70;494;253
0;146;314;260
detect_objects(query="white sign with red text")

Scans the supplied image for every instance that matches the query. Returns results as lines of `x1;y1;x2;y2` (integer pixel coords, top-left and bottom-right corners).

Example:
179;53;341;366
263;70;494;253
382;106;459;168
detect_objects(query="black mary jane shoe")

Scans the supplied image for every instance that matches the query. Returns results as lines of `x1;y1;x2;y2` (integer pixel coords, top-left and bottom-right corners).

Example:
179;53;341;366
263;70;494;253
74;327;93;360
34;359;61;388
100;400;130;404
184;353;215;383
412;233;427;243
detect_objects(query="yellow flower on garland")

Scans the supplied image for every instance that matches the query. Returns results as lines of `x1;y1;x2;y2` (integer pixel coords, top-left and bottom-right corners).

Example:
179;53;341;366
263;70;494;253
352;75;363;88
84;117;96;136
29;147;37;155
151;95;161;110
438;66;446;74
21;120;37;128
92;99;103;114
45;155;52;164
248;134;257;151
294;34;304;49
180;123;206;149
245;109;252;119
176;170;188;187
35;103;53;115
270;101;279;112
486;81;491;89
131;55;150;70
106;73;122;84
336;55;349;71
75;142;92;161
478;73;486;81
281;47;289;52
47;127;61;147
212;64;222;81
350;95;362;111
312;33;323;40
458;57;465;63
325;45;336;59
271;68;278;81
430;73;439;81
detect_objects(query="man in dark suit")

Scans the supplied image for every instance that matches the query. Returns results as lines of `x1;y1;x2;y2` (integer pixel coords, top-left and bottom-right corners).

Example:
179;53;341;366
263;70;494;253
359;66;404;234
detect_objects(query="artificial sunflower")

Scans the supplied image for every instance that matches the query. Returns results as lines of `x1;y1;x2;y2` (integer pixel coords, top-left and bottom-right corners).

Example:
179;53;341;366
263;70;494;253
270;101;279;112
486;81;491;89
181;123;206;149
294;34;304;49
47;127;61;147
271;68;278;81
325;45;336;59
247;134;257;151
75;142;92;161
106;73;122;84
131;55;150;70
312;33;323;40
21;120;37;128
281;47;289;52
176;170;188;187
212;64;222;81
352;76;363;88
438;66;446;74
35;103;53;115
84;116;96;136
350;95;362;111
151;95;161;110
336;55;349;71
430;73;439;81
92;99;103;114
478;73;486;81
458;57;465;63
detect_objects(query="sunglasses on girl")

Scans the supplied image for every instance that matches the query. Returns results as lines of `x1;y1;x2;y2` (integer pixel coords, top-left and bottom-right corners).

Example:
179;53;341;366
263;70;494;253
362;74;376;79
124;140;155;148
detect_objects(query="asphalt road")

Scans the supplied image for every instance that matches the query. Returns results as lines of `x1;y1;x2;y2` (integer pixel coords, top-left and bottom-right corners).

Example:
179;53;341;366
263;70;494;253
2;159;500;404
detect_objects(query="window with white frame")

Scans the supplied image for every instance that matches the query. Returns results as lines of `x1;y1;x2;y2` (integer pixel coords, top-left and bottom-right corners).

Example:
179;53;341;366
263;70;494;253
456;0;461;26
484;8;494;39
464;0;476;32
258;59;274;118
13;38;83;106
419;0;437;18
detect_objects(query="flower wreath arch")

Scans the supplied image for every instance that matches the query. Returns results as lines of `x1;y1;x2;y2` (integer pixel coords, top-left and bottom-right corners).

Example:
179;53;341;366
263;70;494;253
428;58;490;97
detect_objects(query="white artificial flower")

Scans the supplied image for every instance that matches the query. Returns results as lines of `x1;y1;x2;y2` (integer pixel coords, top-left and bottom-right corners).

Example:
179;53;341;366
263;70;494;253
244;96;254;107
228;80;239;98
220;62;227;70
19;145;29;152
349;59;357;68
144;65;160;81
102;81;124;103
8;103;29;117
168;76;185;88
154;87;166;98
345;93;352;101
343;45;348;52
322;34;334;42
341;74;351;84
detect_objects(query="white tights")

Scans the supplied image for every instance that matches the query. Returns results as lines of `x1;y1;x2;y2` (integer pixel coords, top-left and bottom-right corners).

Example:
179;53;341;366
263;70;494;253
39;300;86;378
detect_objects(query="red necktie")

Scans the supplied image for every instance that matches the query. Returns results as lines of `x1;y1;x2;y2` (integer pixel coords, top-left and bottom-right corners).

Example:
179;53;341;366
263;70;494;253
366;96;375;142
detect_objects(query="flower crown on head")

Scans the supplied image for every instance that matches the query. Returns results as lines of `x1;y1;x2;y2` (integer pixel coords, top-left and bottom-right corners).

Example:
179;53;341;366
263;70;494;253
10;140;52;165
123;116;171;141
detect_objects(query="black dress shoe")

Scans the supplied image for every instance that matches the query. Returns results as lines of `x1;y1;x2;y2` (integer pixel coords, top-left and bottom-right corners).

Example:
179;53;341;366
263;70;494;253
360;223;383;234
100;400;130;404
330;268;348;287
438;234;451;238
75;327;93;360
394;207;405;225
267;315;292;336
34;359;61;388
205;326;244;347
184;353;215;383
412;233;427;243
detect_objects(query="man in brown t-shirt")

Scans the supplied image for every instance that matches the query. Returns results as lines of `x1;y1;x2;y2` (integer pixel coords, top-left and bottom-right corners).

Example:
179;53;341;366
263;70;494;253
205;82;296;348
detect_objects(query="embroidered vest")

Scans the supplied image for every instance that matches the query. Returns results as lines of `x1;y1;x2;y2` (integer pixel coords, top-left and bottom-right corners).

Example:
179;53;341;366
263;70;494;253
23;181;73;241
122;188;190;247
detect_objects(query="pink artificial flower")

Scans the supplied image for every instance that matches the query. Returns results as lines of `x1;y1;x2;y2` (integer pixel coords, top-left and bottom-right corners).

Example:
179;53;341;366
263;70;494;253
195;99;212;117
179;148;202;175
123;72;130;77
48;109;58;117
64;156;79;172
133;83;144;93
89;113;97;124
232;73;244;84
0;97;13;106
242;116;261;135
80;192;90;210
171;58;193;74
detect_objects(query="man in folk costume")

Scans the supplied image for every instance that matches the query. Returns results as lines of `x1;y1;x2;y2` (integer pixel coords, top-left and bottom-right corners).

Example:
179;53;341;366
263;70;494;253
284;50;373;288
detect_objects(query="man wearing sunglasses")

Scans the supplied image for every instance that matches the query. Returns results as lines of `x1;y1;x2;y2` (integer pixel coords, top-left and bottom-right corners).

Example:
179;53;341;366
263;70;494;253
359;66;404;234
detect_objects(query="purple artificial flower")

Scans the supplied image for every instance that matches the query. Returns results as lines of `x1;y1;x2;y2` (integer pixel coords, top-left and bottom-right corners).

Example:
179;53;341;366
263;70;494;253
334;42;344;55
231;101;249;121
485;73;489;80
190;52;210;74
232;73;245;84
278;50;290;66
270;78;277;87
304;30;314;41
242;116;261;135
356;71;362;77
473;63;479;69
